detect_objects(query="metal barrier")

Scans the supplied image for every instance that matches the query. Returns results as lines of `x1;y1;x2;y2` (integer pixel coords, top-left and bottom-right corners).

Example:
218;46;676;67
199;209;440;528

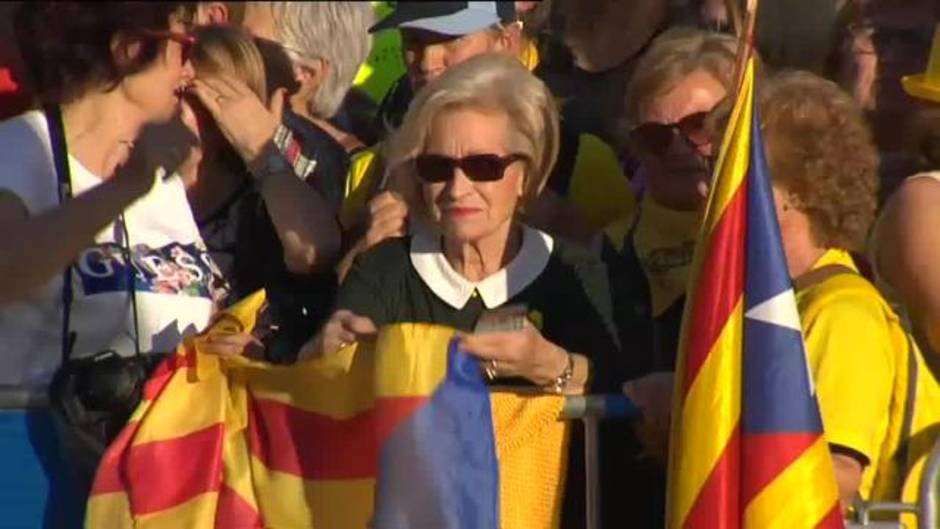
823;436;940;529
0;387;49;410
565;395;940;529
562;395;640;529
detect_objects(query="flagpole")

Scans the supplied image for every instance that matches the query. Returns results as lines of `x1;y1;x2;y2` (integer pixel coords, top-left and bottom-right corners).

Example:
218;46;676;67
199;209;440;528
731;0;760;95
724;0;744;39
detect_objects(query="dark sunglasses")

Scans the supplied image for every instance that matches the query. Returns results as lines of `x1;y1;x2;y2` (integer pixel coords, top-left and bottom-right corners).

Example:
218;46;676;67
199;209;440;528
629;111;713;158
414;153;527;183
137;30;196;65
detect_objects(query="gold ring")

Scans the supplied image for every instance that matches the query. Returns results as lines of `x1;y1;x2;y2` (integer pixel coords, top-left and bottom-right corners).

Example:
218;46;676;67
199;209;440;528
484;360;498;380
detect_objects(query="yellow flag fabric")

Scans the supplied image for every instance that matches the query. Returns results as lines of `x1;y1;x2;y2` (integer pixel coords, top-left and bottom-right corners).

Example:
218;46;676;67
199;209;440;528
86;291;569;529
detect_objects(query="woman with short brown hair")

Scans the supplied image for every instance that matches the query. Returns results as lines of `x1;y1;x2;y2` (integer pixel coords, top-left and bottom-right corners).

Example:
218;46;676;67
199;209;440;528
761;70;940;514
761;70;878;255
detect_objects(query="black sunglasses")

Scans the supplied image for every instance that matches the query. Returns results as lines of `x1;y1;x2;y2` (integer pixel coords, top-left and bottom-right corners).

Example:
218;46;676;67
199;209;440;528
629;111;712;158
137;29;196;65
414;153;527;183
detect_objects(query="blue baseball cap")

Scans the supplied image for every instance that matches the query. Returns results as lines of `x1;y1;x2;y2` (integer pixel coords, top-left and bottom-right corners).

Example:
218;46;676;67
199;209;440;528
369;1;517;37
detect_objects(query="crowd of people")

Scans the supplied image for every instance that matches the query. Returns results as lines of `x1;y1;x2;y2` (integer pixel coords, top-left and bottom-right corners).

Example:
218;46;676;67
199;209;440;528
0;1;938;527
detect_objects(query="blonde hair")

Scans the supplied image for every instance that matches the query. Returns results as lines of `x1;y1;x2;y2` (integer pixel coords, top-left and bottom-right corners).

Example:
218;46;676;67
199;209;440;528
386;53;560;214
624;28;739;128
190;25;267;101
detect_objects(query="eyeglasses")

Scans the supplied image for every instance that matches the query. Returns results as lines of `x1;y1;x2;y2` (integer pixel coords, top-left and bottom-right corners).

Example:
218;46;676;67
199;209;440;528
137;30;196;65
414;153;528;183
629;111;713;158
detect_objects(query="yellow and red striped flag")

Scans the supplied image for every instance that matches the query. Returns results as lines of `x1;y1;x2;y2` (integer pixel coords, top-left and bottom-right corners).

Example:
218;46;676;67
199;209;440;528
665;57;845;529
85;291;570;529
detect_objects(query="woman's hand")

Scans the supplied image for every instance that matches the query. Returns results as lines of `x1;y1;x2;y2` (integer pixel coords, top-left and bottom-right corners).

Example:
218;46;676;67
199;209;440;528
189;73;285;165
622;371;675;462
298;310;378;361
364;191;409;249
457;321;569;387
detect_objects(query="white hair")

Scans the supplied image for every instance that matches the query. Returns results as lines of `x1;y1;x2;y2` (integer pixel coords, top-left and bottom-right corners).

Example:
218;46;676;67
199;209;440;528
270;2;374;118
386;53;560;213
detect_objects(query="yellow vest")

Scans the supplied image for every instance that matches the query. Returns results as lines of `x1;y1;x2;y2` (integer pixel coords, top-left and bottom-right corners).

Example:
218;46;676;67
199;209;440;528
352;2;406;104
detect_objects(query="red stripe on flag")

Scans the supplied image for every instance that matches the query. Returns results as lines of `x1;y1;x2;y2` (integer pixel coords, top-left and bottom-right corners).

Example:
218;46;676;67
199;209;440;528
125;423;225;514
682;183;747;397
215;484;265;529
248;395;427;480
815;503;844;529
90;420;143;495
741;432;819;506
684;426;741;529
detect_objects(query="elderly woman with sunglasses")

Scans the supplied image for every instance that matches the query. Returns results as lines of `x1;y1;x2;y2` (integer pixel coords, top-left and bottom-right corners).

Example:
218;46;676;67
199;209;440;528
300;53;622;525
602;27;739;386
593;28;741;528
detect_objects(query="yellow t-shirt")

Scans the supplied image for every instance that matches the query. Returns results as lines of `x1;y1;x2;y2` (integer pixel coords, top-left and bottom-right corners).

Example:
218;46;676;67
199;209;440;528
795;248;940;509
604;194;702;318
342;144;383;230
566;133;635;231
603;195;701;317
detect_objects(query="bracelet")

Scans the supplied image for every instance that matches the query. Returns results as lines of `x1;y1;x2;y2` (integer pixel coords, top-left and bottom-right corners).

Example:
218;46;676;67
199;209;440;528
543;350;574;394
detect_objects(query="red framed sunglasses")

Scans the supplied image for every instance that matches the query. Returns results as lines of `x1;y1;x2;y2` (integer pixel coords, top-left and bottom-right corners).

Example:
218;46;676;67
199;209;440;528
414;153;528;183
137;30;196;64
629;111;713;157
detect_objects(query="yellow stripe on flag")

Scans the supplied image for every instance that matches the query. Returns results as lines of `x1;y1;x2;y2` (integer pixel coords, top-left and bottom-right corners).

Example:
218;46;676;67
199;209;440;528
743;437;841;529
249;454;374;529
373;323;454;398
220;415;260;517
241;345;376;419
85;492;133;528
670;300;744;526
130;362;229;445
699;59;754;235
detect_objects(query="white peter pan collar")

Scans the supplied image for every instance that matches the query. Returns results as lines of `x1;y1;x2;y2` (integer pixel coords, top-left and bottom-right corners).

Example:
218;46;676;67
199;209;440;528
410;225;554;310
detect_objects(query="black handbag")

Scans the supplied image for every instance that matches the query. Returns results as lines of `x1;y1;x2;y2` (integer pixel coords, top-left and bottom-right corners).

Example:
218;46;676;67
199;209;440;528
43;105;165;455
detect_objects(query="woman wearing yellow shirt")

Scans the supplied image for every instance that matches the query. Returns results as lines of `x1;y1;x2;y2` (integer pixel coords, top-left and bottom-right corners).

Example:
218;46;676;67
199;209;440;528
760;71;939;513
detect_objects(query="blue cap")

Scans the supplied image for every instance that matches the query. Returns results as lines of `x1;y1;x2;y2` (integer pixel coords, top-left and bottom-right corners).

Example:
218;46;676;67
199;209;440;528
369;2;517;37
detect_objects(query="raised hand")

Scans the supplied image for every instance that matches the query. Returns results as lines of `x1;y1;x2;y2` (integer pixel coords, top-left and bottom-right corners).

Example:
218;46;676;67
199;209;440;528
189;73;286;166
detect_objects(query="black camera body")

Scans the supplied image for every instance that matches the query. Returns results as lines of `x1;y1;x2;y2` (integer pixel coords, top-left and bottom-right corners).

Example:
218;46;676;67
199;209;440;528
49;350;168;450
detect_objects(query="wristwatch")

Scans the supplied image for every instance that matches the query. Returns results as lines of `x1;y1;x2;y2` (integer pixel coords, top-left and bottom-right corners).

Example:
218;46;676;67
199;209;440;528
544;350;575;394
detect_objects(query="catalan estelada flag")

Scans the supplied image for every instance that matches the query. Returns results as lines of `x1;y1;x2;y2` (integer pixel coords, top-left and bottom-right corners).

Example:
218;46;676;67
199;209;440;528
665;57;845;529
86;291;570;529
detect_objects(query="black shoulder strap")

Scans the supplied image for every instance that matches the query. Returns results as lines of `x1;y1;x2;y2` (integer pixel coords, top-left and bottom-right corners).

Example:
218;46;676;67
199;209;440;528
43;104;76;362
894;332;919;475
791;264;856;291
